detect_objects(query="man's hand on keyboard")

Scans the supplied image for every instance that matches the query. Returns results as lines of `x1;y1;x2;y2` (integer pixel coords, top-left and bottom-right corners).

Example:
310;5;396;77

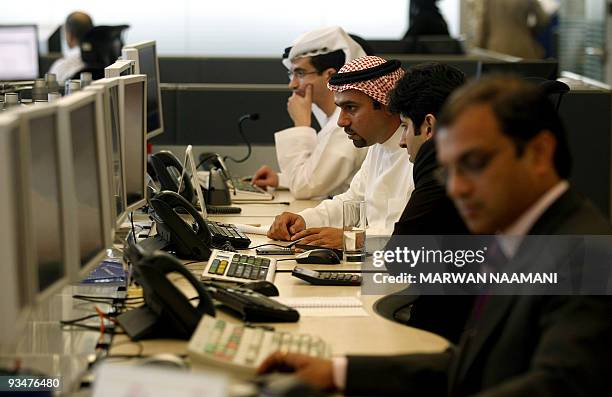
252;165;279;188
290;227;343;249
257;352;335;391
268;212;306;241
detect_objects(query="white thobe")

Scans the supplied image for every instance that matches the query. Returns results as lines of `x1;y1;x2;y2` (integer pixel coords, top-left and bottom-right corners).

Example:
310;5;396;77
299;126;414;236
275;107;367;199
48;48;85;84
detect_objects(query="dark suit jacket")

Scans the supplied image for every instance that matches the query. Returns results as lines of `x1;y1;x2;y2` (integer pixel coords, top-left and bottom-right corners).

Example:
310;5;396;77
385;139;473;343
347;188;612;396
393;139;468;236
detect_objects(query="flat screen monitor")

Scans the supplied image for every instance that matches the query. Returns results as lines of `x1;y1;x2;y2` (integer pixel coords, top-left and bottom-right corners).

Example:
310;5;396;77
47;25;62;53
0;25;39;80
123;41;164;139
89;78;128;227
119;74;147;212
0;114;31;342
478;60;559;80
104;59;135;78
19;103;73;301
58;90;113;278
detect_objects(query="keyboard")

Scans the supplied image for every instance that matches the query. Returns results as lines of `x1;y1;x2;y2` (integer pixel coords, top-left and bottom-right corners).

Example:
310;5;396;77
204;283;299;322
202;249;276;283
205;220;251;249
188;316;331;377
232;178;266;194
229;178;274;201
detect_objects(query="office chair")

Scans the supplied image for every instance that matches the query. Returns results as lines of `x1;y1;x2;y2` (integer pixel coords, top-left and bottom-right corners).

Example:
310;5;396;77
74;25;130;80
525;77;570;111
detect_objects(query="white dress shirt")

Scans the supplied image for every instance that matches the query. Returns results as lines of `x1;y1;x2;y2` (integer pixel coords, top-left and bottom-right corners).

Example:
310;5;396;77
275;107;367;199
299;126;414;235
499;180;569;258
48;47;85;84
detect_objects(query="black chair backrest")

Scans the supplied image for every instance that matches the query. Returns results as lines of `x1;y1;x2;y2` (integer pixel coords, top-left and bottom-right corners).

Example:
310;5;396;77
79;25;130;73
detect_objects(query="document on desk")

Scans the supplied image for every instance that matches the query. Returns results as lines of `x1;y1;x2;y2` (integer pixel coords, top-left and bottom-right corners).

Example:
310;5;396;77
233;223;271;235
93;362;227;397
272;296;368;317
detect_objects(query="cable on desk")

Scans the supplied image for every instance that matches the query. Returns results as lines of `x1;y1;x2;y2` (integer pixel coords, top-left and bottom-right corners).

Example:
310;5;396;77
72;294;144;302
60;322;125;334
130;211;136;243
60;314;100;325
248;243;289;249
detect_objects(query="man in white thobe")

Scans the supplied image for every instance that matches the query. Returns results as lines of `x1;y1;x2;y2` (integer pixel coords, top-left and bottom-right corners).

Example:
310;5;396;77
48;11;93;84
252;26;368;199
267;56;414;248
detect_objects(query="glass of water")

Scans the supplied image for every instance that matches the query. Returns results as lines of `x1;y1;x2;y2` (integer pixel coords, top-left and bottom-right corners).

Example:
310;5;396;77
343;200;366;263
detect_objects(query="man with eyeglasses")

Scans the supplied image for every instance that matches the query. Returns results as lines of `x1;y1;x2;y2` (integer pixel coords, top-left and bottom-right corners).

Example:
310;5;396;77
267;56;413;248
258;76;612;396
251;26;368;199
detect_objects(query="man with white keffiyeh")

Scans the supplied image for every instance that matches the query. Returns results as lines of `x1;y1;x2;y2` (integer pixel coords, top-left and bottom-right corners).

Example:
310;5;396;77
252;26;368;200
267;56;415;248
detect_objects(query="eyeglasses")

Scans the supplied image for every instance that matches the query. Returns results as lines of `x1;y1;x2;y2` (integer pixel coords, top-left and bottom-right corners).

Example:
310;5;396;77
434;148;502;186
287;70;319;80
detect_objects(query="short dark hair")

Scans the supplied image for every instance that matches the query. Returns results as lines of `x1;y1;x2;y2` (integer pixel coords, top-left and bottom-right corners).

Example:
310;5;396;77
309;49;346;74
438;75;572;178
388;63;465;131
65;12;94;44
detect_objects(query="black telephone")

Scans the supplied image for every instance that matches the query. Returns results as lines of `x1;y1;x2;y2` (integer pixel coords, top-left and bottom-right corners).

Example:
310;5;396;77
150;151;197;205
152;150;231;206
116;250;216;341
148;190;213;261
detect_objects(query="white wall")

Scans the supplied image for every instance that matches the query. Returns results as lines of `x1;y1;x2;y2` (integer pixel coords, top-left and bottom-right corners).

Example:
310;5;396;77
1;0;459;56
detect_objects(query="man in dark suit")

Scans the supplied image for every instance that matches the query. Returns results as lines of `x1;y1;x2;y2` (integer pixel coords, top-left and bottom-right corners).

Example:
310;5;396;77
379;63;472;343
258;76;612;396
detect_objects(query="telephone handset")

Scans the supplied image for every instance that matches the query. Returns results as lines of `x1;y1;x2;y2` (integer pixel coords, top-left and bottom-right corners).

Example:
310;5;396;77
149;190;212;261
150;151;196;205
116;251;216;340
199;152;225;173
198;152;232;205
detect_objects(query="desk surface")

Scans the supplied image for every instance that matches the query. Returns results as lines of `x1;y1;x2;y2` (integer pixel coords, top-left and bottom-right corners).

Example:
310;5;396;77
111;190;449;358
8;190;448;393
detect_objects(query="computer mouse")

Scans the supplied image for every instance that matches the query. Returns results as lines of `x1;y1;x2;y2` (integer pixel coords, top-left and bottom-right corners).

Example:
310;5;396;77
295;249;341;265
138;353;188;370
242;280;280;297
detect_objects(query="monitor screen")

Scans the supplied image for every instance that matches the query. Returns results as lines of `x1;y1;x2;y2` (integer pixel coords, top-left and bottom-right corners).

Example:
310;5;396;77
0;25;39;80
109;84;127;223
69;102;106;269
0;119;29;340
136;43;163;138
27;113;66;292
123;79;146;209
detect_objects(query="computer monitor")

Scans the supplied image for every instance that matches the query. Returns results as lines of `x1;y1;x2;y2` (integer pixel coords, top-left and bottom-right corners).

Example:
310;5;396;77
0;25;39;80
104;59;135;78
0;114;31;342
47;24;62;53
88;78;128;227
18;103;74;302
123;40;164;139
119;74;147;212
57;90;114;279
478;60;559;80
